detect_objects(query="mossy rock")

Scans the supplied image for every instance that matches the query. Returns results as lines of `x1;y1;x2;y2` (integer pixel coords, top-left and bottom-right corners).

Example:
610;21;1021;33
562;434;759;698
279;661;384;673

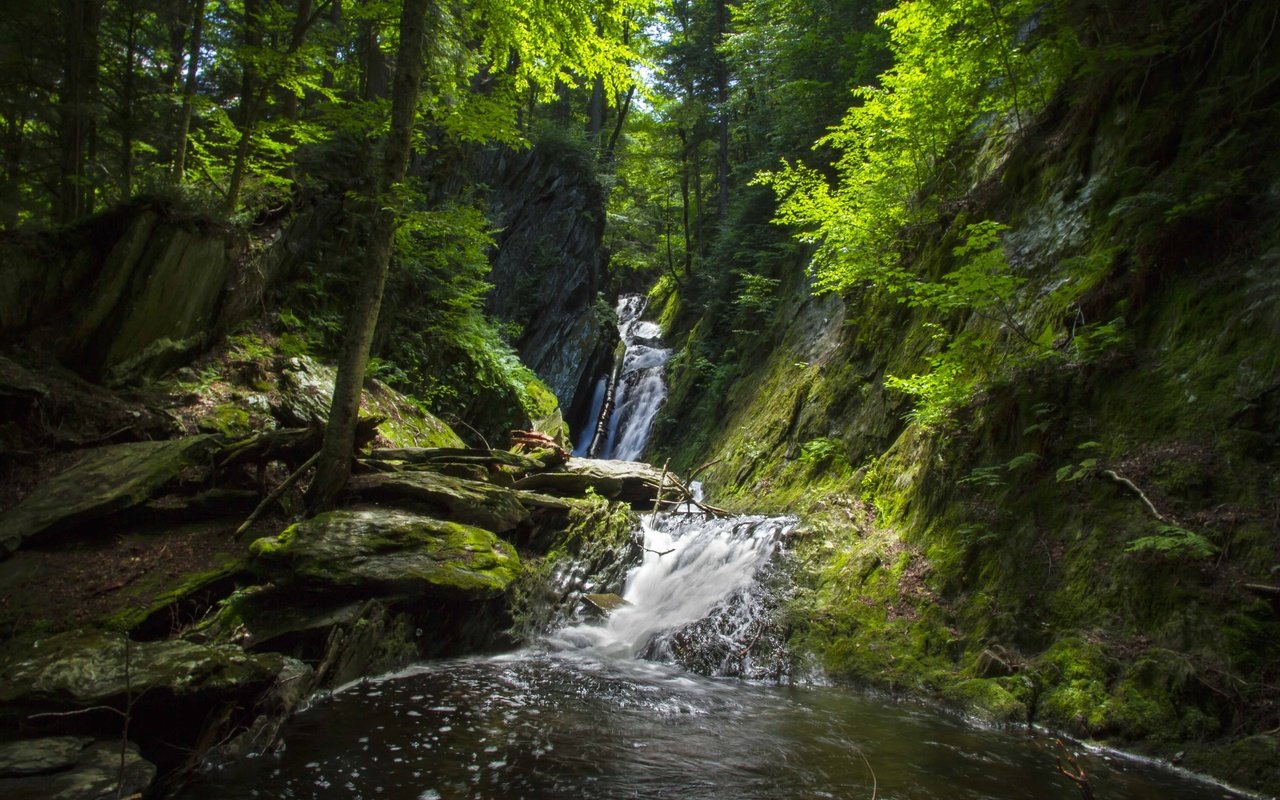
195;402;253;438
0;739;155;799
346;471;531;532
0;436;217;555
249;509;521;600
103;558;245;638
1033;637;1118;737
940;678;1029;726
0;629;287;706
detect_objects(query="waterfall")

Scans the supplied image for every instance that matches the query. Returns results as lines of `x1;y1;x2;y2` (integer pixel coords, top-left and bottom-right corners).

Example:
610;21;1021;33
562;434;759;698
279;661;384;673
576;294;670;460
547;511;795;678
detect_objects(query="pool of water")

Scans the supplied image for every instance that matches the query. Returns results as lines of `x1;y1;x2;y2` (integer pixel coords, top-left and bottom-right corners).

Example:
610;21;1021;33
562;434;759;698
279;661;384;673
181;649;1242;800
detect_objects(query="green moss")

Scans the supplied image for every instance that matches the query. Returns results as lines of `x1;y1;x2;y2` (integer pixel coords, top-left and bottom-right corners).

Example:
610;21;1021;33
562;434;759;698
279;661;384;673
102;558;243;634
941;678;1028;726
196;402;252;438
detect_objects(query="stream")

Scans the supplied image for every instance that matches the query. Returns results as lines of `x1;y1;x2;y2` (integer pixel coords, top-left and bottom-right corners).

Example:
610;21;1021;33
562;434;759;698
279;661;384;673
182;512;1242;800
182;299;1246;800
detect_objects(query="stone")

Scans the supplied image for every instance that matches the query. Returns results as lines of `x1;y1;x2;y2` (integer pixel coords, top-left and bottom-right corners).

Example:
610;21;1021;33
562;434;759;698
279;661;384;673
0;737;92;777
347;471;531;532
0;740;155;800
0;630;288;707
0;436;217;555
583;593;630;616
250;509;521;600
513;458;672;505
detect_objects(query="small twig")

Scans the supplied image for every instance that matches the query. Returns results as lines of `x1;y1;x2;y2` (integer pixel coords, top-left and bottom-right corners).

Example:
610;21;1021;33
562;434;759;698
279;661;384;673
1053;738;1095;800
234;451;320;538
644;547;675;557
29;705;125;720
1100;469;1167;523
687;458;723;483
858;749;878;800
453;419;490;450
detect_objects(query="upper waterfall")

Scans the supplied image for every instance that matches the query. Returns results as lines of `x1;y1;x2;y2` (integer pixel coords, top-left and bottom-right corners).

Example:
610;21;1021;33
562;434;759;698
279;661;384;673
574;294;671;461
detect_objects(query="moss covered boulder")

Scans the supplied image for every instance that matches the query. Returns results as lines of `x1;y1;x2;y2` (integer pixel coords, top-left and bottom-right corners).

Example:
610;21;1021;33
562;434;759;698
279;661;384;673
0;629;287;707
0;436;217;555
0;739;155;799
347;471;532;532
250;509;521;599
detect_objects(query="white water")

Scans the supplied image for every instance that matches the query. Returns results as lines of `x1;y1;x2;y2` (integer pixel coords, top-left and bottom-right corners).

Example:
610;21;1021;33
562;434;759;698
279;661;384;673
596;294;671;461
547;512;792;665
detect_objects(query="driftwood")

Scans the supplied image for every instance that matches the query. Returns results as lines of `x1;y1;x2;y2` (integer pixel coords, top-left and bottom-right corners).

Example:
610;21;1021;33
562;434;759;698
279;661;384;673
510;429;569;466
1100;469;1168;523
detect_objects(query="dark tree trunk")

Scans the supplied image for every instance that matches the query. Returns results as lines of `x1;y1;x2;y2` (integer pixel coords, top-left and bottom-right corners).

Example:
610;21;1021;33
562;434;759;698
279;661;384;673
308;0;433;511
172;0;206;182
225;0;263;213
714;0;730;220
57;0;103;224
118;0;140;199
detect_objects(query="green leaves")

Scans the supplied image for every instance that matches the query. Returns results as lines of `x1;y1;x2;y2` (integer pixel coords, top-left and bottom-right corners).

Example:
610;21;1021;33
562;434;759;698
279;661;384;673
1126;525;1217;560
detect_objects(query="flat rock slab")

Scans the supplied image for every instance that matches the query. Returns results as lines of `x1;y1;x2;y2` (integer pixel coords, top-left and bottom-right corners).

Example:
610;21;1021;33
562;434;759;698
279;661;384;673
0;629;287;707
250;509;521;600
0;740;154;800
513;458;673;505
348;471;531;532
583;593;631;616
0;435;216;556
0;736;93;777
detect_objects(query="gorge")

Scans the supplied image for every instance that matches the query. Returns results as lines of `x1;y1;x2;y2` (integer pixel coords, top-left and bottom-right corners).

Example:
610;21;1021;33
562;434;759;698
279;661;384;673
1;0;1278;798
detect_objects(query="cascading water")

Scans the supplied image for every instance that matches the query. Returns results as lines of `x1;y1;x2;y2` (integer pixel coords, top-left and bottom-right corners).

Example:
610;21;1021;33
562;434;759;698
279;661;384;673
576;294;670;460
547;512;794;675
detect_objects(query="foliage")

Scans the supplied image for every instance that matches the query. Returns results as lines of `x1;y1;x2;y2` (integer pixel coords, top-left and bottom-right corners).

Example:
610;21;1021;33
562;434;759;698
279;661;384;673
759;0;1079;294
1126;525;1217;560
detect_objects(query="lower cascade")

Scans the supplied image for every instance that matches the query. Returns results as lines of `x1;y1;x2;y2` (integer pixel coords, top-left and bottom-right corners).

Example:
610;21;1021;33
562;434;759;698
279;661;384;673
180;504;1239;800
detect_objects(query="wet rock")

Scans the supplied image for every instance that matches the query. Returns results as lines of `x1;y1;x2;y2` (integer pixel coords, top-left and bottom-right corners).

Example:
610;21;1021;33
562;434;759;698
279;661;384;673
249;509;521;599
0;736;92;776
0;630;288;708
583;593;630;617
0;740;155;800
0;435;217;555
347;471;531;532
513;458;672;506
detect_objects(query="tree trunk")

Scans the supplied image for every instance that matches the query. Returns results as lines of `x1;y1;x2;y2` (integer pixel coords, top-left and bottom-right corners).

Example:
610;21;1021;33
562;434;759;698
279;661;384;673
678;127;692;276
57;0;103;224
118;0;140;199
172;0;206;183
225;0;263;213
308;0;433;511
714;0;730;220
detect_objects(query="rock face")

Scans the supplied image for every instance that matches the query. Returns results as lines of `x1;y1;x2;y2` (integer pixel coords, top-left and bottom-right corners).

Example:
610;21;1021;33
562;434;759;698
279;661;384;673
0;436;217;555
250;509;521;599
481;142;615;417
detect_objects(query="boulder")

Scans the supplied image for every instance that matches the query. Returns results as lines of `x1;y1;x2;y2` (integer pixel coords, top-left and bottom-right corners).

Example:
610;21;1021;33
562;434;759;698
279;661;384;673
0;739;155;800
0;736;92;777
0;436;217;555
583;593;630;617
0;630;288;707
249;509;521;599
347;471;531;532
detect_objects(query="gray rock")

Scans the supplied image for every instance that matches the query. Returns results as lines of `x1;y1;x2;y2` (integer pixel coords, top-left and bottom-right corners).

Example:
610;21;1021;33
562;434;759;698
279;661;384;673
0;436;217;555
347;471;532;532
0;740;154;800
0;630;288;707
249;508;521;599
513;458;673;505
0;737;92;777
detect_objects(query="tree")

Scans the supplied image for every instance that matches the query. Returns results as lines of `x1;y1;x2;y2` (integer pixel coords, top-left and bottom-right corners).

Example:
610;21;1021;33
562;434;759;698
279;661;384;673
306;0;643;509
307;0;431;509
